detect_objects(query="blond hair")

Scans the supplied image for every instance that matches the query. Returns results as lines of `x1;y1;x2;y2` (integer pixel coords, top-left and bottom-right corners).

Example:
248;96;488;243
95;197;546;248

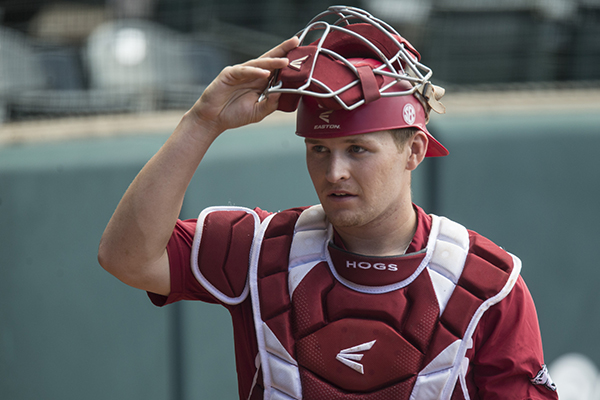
390;127;418;151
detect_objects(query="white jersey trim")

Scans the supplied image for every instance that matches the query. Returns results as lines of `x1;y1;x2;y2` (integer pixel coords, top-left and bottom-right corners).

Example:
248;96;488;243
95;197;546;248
249;213;279;400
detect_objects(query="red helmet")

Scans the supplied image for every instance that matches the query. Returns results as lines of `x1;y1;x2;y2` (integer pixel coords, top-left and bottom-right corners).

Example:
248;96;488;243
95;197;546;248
267;6;448;157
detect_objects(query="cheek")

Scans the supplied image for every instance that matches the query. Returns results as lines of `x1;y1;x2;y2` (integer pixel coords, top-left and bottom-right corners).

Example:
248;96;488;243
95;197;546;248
306;157;323;185
367;159;398;181
367;161;405;195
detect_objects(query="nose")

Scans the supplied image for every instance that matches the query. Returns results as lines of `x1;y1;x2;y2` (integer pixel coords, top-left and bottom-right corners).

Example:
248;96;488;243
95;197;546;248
325;153;350;183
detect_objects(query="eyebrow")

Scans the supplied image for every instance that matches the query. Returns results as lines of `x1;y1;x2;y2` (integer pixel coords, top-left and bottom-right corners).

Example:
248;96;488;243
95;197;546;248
304;138;321;145
304;137;372;145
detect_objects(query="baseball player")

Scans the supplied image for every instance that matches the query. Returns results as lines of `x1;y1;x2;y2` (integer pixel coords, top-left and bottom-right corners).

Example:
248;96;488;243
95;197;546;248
99;6;557;399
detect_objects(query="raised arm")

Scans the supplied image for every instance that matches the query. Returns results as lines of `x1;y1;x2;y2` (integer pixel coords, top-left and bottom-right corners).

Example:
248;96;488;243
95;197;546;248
98;37;299;296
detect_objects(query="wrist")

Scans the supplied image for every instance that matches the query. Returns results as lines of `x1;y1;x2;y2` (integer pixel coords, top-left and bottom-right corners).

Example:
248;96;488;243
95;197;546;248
179;109;223;144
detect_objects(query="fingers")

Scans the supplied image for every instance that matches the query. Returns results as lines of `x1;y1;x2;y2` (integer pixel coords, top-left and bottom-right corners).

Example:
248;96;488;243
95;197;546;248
188;37;299;131
222;55;289;91
220;64;273;89
225;36;299;86
241;57;289;74
260;36;300;59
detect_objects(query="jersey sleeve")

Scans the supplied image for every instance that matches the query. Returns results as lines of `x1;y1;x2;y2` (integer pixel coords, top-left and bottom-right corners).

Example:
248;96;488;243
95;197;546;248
148;207;273;307
147;218;216;306
465;276;558;399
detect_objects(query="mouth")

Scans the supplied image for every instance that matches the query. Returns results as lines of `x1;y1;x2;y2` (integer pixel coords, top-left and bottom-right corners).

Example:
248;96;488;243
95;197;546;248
327;191;357;200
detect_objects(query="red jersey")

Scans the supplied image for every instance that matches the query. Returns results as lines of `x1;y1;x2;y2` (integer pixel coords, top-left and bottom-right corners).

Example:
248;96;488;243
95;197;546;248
149;205;557;400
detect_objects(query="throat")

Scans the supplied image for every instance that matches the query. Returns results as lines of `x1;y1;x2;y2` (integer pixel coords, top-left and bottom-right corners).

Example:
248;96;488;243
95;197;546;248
337;235;413;257
333;209;418;257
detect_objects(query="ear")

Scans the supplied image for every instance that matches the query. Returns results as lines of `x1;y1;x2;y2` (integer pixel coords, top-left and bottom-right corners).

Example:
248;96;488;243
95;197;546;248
406;131;428;171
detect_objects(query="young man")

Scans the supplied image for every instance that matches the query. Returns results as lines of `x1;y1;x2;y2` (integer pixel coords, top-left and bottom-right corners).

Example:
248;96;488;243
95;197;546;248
98;6;557;400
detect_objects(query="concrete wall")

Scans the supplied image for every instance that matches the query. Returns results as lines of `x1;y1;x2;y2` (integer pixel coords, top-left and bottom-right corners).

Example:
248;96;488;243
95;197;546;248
1;107;599;398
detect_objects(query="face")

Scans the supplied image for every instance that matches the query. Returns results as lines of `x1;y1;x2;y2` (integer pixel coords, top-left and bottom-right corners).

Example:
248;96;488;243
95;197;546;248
305;130;416;232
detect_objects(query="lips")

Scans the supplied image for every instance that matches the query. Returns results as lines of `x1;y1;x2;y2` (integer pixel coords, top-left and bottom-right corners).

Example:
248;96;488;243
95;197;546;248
327;190;357;200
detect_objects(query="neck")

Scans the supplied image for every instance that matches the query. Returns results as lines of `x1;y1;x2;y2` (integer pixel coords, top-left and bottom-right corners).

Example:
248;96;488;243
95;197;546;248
333;202;418;257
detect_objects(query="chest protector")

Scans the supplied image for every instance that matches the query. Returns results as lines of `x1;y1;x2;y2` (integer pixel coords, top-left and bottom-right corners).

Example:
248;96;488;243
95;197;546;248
195;205;521;400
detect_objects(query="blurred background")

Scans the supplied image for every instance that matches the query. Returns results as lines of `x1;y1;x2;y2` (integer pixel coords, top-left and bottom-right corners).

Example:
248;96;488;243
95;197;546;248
1;0;599;399
0;0;599;122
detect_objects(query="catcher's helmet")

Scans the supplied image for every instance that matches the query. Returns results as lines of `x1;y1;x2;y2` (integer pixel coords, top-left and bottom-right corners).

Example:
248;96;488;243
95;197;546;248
267;5;448;157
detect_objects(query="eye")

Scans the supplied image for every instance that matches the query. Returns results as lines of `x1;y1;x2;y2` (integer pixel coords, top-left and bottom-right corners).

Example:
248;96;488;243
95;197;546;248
311;145;328;153
349;145;366;154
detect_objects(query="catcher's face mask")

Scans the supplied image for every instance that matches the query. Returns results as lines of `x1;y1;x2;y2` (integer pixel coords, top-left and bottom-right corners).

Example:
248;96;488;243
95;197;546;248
267;5;448;157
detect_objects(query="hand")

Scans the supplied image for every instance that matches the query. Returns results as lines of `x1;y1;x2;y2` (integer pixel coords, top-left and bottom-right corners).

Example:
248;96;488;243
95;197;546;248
189;36;300;138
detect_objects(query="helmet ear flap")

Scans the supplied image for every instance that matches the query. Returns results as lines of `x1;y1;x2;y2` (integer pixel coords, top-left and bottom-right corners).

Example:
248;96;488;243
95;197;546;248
277;92;302;113
276;47;317;112
279;47;316;86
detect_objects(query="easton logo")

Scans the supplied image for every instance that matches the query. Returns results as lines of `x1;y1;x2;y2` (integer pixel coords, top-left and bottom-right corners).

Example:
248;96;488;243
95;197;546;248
319;110;333;123
314;124;340;130
289;55;309;71
336;340;376;374
346;261;398;272
314;110;339;129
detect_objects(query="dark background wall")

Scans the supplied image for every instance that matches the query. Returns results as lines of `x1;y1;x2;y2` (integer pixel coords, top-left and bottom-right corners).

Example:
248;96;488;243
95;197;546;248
1;105;599;398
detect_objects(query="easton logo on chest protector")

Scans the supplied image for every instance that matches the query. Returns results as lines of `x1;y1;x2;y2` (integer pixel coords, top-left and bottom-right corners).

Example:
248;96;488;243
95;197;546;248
335;340;376;374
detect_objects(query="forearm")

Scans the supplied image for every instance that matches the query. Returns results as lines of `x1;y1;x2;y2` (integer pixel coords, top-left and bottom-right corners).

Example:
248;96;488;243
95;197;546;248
98;112;221;280
98;36;298;291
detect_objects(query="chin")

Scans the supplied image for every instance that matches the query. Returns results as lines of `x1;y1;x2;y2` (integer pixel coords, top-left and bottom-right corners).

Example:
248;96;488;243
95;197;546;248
323;208;366;228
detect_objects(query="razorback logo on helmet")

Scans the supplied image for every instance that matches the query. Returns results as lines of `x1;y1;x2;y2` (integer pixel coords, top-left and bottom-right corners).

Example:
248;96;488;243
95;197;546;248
346;260;398;272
